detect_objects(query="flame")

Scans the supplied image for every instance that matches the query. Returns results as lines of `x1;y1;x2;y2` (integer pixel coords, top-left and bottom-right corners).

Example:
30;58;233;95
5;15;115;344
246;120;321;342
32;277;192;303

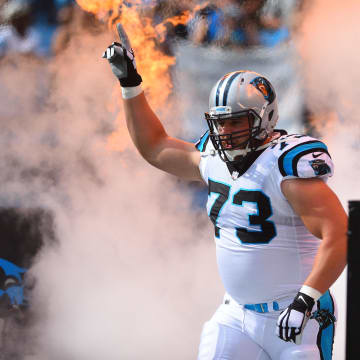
75;0;195;151
155;3;209;42
155;11;190;43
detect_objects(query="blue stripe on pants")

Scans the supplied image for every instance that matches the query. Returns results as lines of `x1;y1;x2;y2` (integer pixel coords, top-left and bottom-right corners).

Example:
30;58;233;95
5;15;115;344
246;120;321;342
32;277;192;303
318;290;335;360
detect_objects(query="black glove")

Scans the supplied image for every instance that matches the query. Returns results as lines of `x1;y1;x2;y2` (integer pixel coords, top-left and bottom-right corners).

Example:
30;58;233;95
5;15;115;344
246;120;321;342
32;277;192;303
102;42;142;87
276;292;315;345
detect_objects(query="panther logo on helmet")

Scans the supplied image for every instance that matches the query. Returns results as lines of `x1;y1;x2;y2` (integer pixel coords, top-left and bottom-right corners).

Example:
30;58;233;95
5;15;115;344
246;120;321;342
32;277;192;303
250;77;274;101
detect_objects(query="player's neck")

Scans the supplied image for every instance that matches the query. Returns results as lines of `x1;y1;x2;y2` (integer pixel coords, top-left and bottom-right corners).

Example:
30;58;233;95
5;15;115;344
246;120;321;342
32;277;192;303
264;131;281;145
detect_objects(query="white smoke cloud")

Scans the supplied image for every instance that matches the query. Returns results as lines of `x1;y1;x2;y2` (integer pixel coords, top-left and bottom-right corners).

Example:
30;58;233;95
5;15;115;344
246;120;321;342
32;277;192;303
0;29;222;359
295;1;360;358
2;1;356;359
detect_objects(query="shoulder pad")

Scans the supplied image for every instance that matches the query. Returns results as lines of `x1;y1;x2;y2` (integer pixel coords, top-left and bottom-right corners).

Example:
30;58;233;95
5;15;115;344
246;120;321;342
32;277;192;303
271;134;333;178
195;130;211;153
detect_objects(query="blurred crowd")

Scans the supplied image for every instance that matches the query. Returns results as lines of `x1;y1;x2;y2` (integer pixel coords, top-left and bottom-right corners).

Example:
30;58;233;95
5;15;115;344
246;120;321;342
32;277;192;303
0;0;105;59
0;0;302;60
160;0;302;51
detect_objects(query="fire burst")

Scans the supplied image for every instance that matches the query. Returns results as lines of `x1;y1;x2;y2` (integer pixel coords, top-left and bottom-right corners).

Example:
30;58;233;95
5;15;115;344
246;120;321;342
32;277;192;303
75;0;177;107
75;0;190;151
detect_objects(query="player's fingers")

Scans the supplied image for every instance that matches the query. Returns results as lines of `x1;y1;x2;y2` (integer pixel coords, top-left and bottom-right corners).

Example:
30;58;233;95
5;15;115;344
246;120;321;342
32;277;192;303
102;45;120;60
291;328;299;344
112;44;127;58
112;41;122;47
281;327;286;341
283;327;290;341
278;313;287;340
102;46;111;59
116;23;123;38
287;326;292;341
284;313;292;341
281;322;288;341
126;49;134;61
275;325;280;337
116;23;131;49
277;310;287;325
104;47;112;59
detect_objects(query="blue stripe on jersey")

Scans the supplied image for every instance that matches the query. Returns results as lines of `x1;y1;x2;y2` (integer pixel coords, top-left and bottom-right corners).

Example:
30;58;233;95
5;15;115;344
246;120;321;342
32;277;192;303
318;291;335;360
279;141;328;176
195;131;210;152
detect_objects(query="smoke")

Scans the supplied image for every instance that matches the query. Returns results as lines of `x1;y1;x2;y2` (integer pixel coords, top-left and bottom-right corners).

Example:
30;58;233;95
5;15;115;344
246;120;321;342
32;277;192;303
294;0;360;358
2;1;356;358
0;27;221;360
295;0;360;199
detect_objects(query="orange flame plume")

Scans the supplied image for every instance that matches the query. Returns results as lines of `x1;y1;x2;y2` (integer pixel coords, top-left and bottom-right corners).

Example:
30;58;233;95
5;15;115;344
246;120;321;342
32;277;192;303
76;0;176;104
74;0;199;151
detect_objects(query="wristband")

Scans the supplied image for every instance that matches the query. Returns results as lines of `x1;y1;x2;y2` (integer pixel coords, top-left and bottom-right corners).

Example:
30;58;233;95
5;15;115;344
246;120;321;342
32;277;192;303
121;85;143;99
300;285;322;301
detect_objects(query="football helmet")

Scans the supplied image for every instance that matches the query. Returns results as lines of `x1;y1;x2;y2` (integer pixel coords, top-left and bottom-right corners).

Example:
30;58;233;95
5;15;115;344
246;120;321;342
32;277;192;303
205;70;279;165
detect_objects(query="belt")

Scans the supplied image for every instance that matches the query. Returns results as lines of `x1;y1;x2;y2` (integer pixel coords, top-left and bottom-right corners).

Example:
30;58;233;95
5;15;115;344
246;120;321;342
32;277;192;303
223;294;294;313
244;302;280;312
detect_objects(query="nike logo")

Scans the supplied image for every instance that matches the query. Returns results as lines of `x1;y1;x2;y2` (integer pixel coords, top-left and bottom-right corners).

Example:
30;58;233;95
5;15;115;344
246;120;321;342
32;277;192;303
298;295;308;306
312;152;323;158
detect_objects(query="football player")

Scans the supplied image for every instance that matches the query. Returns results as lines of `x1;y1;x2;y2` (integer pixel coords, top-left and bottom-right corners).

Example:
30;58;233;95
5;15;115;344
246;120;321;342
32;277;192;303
103;35;347;359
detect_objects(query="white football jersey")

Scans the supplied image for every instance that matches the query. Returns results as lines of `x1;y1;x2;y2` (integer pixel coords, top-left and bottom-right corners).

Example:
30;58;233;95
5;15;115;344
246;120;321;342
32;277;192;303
195;132;334;304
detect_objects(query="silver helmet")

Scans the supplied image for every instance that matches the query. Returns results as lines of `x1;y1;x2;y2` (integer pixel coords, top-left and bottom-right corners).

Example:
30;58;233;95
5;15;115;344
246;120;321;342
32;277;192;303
205;70;279;164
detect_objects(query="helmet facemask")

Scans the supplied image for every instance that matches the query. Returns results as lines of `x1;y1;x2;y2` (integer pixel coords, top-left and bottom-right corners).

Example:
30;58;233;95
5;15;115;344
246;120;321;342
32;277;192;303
206;109;266;164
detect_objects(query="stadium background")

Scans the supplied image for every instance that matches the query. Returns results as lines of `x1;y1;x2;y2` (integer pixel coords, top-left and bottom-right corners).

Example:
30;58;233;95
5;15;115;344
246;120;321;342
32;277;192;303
0;0;356;358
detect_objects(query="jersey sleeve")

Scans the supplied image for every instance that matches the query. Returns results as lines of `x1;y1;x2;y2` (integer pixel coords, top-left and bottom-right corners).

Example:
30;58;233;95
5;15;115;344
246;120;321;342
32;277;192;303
277;138;334;180
194;130;211;183
195;130;210;152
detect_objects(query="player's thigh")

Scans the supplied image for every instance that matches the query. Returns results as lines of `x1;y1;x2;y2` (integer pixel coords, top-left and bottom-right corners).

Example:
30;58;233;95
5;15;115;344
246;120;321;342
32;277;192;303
281;318;321;359
263;313;321;360
279;345;320;360
197;319;271;360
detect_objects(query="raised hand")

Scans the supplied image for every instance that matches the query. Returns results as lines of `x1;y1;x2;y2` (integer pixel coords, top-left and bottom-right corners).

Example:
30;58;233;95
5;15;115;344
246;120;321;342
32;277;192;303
102;24;142;87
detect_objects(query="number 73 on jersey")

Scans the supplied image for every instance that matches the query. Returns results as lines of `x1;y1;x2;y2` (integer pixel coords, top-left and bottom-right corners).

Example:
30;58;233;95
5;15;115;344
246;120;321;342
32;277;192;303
208;179;277;244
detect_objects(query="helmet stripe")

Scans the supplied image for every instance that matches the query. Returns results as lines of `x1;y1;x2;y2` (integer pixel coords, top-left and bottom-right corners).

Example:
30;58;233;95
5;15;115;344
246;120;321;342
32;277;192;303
215;72;241;106
215;76;228;106
223;71;243;106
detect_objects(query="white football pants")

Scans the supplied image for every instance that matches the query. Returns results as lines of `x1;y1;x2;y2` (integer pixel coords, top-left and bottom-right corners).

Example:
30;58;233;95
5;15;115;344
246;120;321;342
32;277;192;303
197;292;336;360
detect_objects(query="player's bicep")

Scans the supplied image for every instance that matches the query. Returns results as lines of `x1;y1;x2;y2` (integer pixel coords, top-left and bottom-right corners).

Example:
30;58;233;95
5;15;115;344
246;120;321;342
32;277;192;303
281;178;346;240
151;136;202;181
277;139;339;238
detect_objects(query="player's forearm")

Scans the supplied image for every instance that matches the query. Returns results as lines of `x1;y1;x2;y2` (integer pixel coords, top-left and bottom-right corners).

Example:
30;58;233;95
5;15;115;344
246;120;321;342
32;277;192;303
303;235;347;294
123;92;169;164
122;89;202;180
